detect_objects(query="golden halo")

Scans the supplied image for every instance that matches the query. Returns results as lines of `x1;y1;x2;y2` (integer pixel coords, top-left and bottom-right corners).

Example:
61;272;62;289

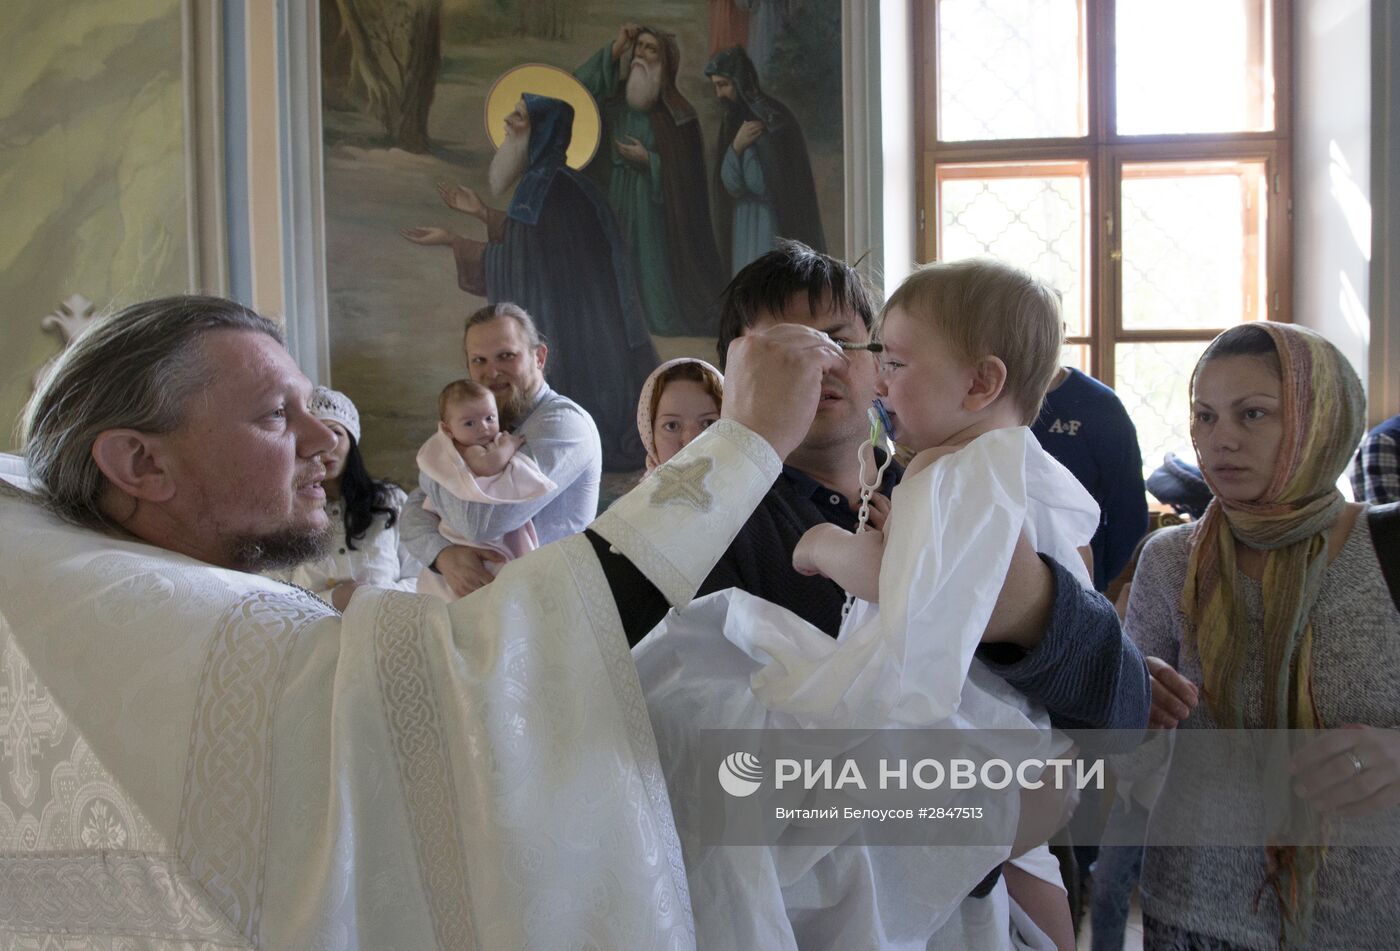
484;64;602;170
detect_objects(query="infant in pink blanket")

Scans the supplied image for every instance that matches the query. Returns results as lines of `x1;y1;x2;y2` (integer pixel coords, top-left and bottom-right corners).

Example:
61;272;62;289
415;379;556;599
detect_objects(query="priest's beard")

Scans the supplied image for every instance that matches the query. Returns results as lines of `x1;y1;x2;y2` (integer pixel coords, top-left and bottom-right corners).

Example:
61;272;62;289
229;523;332;573
489;129;530;196
626;58;663;111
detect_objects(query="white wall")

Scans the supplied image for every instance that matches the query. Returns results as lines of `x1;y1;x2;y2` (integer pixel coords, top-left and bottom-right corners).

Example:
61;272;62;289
844;0;886;291
1368;0;1399;421
842;0;914;299
1294;0;1372;390
878;0;914;293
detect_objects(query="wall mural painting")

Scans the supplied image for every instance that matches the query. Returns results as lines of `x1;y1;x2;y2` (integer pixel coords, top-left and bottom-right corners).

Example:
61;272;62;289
321;0;843;482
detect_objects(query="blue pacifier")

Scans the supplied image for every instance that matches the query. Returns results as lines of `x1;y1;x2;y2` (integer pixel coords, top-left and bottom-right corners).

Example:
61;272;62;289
870;398;896;441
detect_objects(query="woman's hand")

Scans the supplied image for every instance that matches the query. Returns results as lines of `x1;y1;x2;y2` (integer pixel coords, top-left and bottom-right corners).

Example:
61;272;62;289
1146;656;1199;729
1291;725;1400;818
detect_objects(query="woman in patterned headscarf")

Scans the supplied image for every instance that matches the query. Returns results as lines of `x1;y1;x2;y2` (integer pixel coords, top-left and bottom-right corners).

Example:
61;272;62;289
1124;322;1400;949
634;357;724;477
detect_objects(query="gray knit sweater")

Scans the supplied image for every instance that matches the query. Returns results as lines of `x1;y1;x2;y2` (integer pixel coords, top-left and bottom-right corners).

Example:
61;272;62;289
1126;516;1400;949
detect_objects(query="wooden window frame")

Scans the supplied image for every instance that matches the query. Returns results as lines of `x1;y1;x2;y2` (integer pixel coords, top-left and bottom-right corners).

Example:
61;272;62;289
914;0;1294;386
933;159;1092;338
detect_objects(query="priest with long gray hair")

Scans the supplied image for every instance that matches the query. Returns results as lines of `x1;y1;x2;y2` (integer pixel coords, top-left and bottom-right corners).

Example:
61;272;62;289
2;293;840;948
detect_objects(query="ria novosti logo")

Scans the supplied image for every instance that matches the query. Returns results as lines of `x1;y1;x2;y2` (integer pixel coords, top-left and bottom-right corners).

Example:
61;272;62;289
717;753;1105;797
718;752;764;797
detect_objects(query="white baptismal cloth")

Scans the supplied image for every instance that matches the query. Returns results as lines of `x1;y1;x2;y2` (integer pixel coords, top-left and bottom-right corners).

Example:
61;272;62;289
634;427;1100;950
0;419;780;949
751;426;1098;728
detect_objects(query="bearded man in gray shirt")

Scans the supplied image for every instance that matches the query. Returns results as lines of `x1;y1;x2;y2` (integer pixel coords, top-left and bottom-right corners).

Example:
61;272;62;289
401;302;603;596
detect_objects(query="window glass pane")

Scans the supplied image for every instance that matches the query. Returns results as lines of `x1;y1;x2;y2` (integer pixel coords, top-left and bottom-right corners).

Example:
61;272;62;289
1115;341;1207;478
1121;161;1268;331
937;0;1085;141
937;162;1090;337
1117;0;1274;134
1061;344;1090;375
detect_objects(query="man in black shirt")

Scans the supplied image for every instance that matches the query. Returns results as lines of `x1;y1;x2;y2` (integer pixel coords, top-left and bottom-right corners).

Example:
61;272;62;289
698;241;896;635
691;241;1147;741
681;242;1149;911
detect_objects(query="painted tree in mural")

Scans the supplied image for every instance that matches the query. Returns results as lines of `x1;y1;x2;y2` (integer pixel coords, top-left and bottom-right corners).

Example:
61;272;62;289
324;0;443;152
515;0;579;40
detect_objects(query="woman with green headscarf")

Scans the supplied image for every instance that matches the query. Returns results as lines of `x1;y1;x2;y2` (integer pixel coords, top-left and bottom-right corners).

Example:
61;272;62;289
1124;322;1400;949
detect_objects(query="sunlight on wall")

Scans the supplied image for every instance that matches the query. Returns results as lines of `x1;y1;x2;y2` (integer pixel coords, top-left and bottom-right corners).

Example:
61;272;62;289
1294;0;1369;394
1340;269;1370;346
1328;139;1373;261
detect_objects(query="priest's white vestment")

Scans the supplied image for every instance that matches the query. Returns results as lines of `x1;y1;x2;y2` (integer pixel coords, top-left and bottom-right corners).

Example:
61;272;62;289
0;421;778;950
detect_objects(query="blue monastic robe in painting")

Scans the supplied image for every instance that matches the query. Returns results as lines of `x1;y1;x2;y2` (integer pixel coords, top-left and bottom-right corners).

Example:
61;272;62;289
453;95;657;472
704;45;826;276
718;144;779;276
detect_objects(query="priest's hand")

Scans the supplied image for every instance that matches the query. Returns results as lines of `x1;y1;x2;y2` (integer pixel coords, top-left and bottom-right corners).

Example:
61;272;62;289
433;544;505;597
721;324;846;460
400;226;458;247
437;182;486;220
615;135;649;167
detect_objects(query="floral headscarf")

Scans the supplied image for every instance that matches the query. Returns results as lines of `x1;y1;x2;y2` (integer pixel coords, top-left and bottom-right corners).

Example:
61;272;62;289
1182;321;1365;946
635;358;724;474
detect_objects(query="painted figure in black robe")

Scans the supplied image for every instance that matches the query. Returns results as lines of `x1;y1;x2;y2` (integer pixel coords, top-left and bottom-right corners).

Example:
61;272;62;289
402;94;657;472
704;45;826;275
